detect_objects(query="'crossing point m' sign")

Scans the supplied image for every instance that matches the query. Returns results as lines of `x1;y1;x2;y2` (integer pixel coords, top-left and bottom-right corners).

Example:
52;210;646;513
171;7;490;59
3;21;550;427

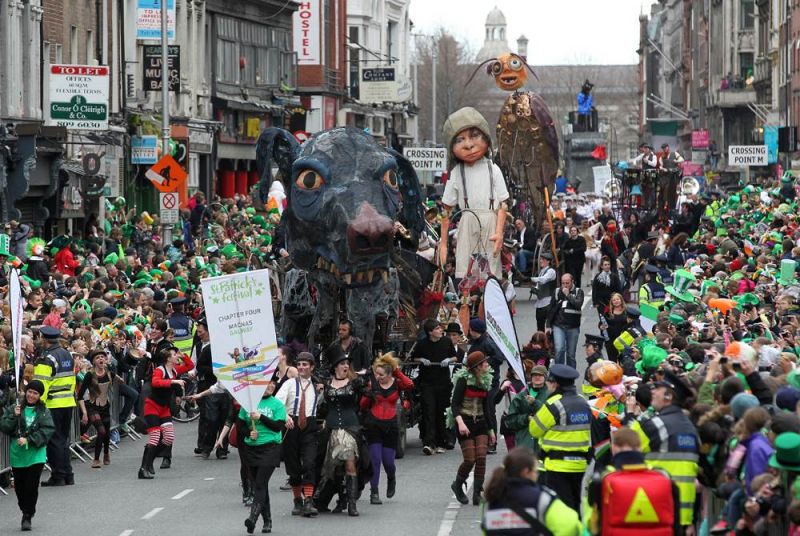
728;145;768;167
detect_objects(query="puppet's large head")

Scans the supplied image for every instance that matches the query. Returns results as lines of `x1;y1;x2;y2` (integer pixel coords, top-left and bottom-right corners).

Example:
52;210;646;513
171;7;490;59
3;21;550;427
489;53;528;91
256;127;424;287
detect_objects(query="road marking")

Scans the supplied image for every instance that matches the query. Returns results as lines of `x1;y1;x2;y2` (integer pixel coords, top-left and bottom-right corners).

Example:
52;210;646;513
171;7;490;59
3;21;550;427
119;531;134;536
141;507;164;520
440;473;474;536
203;477;215;481
172;488;194;500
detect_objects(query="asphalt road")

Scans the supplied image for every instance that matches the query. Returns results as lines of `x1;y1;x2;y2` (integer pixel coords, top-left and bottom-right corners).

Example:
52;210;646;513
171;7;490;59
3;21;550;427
0;294;599;536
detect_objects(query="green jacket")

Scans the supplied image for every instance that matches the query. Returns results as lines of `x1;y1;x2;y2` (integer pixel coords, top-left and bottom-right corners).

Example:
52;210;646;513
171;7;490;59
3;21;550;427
0;401;55;453
504;386;549;452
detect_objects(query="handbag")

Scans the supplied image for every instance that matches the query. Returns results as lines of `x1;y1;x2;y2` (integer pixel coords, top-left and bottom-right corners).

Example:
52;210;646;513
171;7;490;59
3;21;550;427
228;422;239;449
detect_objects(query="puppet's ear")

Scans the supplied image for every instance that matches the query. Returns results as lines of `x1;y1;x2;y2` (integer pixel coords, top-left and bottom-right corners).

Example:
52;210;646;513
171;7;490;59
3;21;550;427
388;148;425;240
255;128;300;202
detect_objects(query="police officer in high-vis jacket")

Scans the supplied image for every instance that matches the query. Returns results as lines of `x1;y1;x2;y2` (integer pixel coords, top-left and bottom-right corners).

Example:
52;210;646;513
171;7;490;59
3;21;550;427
168;296;196;358
626;369;699;528
639;264;666;310
528;364;592;512
34;326;76;486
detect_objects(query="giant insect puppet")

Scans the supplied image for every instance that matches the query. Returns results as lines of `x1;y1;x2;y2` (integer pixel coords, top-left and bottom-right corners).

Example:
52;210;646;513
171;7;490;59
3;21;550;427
468;52;560;240
255;127;429;353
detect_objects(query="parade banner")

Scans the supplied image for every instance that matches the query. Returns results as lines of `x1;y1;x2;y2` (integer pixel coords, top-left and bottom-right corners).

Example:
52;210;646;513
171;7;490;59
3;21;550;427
200;270;279;412
9;269;23;391
483;277;526;382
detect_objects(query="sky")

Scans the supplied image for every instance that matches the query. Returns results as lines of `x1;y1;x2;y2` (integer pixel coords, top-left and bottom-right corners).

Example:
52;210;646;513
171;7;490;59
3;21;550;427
408;0;651;65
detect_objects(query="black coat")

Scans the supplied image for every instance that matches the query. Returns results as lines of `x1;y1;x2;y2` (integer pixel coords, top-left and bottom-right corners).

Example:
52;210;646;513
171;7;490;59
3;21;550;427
563;236;586;270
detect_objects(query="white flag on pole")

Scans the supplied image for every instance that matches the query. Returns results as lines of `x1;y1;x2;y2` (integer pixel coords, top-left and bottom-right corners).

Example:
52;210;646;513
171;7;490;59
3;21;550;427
9;269;24;392
483;276;526;382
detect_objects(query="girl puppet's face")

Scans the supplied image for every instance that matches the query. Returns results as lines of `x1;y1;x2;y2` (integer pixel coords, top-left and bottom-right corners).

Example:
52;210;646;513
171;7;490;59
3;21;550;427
452;128;488;165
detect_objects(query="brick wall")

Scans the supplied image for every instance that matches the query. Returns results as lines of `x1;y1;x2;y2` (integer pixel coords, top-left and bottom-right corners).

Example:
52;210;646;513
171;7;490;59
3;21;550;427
43;0;98;64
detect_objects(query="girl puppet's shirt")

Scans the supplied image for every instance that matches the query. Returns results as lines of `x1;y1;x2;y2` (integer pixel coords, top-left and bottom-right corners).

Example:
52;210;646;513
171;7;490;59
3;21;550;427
442;157;510;278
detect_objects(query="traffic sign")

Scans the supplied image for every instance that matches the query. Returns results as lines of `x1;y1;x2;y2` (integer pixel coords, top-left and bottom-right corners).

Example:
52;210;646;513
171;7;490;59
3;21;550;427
145;154;187;193
728;145;768;167
403;147;447;172
160;192;179;224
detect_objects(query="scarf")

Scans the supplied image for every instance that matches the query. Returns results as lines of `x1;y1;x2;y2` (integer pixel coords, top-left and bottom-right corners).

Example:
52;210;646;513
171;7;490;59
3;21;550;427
445;367;494;428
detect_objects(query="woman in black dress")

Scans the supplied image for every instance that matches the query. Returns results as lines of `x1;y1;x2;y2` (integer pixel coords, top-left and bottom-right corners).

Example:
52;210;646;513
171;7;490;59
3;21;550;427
562;226;587;287
319;351;367;516
601;292;628;362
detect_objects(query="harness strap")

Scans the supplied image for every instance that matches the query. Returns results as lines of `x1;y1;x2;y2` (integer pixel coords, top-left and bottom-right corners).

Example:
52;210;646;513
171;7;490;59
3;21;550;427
459;159;495;210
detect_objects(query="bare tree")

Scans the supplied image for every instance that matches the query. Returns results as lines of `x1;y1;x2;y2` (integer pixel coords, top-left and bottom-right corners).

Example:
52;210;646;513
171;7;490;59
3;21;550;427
414;29;495;146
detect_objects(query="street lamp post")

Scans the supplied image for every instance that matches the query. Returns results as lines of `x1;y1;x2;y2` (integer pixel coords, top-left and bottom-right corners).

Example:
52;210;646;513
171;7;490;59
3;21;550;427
431;42;437;144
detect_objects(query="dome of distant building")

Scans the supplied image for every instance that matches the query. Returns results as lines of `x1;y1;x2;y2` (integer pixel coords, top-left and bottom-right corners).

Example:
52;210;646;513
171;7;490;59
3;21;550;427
478;6;510;59
486;6;506;26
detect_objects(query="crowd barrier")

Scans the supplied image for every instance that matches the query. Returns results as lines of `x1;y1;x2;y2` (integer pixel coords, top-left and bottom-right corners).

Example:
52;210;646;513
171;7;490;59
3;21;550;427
0;382;143;494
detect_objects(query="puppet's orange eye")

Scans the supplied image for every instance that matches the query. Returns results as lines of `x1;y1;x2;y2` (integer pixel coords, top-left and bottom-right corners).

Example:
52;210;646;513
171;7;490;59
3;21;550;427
509;58;523;71
489;61;502;76
295;169;324;190
383;169;398;189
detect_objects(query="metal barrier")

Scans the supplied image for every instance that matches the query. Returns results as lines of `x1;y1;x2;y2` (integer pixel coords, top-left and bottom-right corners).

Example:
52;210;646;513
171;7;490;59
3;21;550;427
67;383;141;464
0;432;10;496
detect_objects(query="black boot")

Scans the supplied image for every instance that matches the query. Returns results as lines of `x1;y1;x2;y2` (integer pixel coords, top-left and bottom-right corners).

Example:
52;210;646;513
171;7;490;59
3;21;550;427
160;445;172;469
244;503;260;534
370;487;382;505
302;497;318;517
451;477;468;505
21;515;31;531
332;488;347;514
138;446;156;479
261;504;272;533
386;476;396;498
346;475;359;517
291;497;303;516
472;479;483;506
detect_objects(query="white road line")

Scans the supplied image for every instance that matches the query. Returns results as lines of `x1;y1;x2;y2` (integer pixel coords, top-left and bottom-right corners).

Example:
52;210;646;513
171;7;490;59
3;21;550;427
203;477;215;481
119;531;134;536
141;507;164;520
441;473;475;536
172;488;194;500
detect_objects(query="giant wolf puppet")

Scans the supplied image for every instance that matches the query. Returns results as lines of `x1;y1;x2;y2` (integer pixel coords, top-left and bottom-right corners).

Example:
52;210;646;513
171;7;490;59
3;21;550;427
256;127;428;352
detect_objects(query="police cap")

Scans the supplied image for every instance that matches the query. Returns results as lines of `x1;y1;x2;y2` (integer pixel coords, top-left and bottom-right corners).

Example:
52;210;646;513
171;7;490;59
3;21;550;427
547;363;580;384
583;334;605;348
170;297;187;306
39;326;61;339
653;369;693;401
626;305;641;318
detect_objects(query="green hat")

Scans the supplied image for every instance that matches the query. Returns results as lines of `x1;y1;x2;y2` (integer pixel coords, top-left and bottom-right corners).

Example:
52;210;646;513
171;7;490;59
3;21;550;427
252;215;267;229
768;432;800;472
734;293;760;309
174;276;190;293
788;369;800;391
21;275;41;289
0;234;10;257
778;259;797;286
668;313;687;326
220;243;238;259
245;207;256;215
260;234;272;246
636;344;668;375
665;269;696;302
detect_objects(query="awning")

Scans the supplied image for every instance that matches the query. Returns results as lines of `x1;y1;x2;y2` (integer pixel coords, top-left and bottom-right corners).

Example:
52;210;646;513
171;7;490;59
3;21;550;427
214;96;283;114
217;143;256;161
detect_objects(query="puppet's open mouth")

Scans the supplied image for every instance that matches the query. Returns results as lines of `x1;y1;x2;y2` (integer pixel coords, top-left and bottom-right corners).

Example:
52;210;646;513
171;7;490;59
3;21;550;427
500;76;519;85
314;255;390;285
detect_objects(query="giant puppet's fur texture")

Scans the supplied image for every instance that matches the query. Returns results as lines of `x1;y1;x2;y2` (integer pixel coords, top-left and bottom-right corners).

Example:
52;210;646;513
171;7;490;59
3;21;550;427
469;52;560;231
256;127;428;351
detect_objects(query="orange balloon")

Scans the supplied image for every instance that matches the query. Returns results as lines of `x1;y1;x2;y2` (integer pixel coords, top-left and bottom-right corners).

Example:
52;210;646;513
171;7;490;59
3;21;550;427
709;298;737;315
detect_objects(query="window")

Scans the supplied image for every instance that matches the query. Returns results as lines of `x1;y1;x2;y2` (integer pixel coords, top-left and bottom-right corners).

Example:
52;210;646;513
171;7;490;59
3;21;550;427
740;52;754;79
349;26;359;99
740;1;754;30
86;30;94;64
217;39;239;83
55;44;62;63
43;41;51;64
70;26;78;63
387;22;396;64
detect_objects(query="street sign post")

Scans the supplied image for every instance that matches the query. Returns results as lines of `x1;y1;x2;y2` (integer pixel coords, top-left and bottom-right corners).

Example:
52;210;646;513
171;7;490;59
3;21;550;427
160;192;179;224
403;147;447;172
728;145;768;166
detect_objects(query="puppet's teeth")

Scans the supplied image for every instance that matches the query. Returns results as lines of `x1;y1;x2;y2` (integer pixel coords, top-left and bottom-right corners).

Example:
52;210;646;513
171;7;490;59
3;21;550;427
381;271;389;283
317;258;325;269
331;265;339;276
366;270;374;283
344;274;352;284
356;272;365;282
